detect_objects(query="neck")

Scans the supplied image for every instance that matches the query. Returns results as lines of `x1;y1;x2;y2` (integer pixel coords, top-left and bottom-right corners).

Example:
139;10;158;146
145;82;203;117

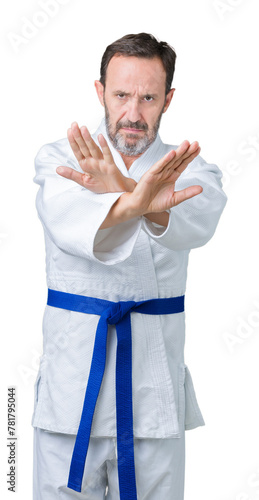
119;152;143;170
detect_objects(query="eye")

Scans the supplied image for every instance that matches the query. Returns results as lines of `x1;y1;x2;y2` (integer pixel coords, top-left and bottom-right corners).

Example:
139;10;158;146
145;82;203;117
143;95;154;102
117;93;126;99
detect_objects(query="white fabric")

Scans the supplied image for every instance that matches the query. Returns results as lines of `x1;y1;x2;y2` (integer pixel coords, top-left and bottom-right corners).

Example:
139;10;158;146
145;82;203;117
32;118;227;438
33;428;185;500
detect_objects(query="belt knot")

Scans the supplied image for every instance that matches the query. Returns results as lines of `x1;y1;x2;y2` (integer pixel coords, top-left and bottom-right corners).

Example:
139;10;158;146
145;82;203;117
107;301;136;325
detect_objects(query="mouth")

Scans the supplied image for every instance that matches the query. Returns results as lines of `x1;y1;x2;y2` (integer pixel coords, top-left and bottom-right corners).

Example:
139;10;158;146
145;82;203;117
121;127;145;134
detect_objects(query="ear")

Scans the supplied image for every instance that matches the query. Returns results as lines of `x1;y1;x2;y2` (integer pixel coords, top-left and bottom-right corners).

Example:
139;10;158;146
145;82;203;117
94;80;105;107
163;88;175;113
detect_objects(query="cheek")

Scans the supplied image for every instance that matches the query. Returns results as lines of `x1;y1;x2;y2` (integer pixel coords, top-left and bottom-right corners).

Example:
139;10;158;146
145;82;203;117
107;99;126;119
112;108;129;126
145;109;162;129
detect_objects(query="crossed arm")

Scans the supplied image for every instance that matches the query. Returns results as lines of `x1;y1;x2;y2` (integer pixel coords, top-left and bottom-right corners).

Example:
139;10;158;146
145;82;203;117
56;122;203;229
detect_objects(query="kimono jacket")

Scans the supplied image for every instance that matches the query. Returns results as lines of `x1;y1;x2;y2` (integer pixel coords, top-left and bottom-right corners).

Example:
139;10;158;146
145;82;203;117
31;118;227;439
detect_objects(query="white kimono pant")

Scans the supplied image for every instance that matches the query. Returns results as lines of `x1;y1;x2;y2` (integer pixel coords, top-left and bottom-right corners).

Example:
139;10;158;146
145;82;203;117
33;427;185;500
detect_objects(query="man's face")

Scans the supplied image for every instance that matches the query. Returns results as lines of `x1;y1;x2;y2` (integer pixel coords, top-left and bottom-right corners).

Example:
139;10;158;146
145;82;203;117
95;56;174;158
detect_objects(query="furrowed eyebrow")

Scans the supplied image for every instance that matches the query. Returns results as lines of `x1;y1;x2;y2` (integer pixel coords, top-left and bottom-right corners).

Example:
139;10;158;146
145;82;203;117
113;91;131;96
112;91;158;99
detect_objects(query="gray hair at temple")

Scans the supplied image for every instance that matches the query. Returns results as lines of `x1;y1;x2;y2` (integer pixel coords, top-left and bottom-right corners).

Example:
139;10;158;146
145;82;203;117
99;33;177;96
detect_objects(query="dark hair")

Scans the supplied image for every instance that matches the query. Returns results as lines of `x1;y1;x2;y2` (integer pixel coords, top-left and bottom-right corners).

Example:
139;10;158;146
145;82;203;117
100;33;177;95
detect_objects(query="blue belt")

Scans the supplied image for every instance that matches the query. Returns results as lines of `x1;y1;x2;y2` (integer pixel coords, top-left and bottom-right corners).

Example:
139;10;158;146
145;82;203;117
47;288;185;500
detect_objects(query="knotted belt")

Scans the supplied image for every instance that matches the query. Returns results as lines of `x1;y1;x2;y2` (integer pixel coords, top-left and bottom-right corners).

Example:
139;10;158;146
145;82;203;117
47;288;185;500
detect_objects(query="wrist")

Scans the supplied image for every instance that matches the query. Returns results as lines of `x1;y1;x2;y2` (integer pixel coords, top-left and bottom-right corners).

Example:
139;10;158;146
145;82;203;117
100;192;142;229
123;177;137;193
116;192;142;220
113;175;137;193
144;211;169;228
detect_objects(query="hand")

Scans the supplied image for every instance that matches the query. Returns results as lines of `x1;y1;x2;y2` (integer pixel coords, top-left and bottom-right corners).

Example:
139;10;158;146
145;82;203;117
56;122;136;193
100;140;203;229
129;139;202;215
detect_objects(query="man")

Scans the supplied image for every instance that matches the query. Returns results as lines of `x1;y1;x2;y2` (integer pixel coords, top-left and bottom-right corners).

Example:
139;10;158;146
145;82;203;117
32;33;227;500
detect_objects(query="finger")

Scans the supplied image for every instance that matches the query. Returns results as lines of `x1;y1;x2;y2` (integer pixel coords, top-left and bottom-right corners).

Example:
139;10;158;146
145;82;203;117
81;126;103;160
159;142;194;177
173;141;200;170
146;144;199;184
173;185;203;207
56;166;89;188
148;148;176;175
183;140;200;158
71;122;92;160
98;134;115;165
174;146;201;176
67;126;84;162
173;140;191;162
151;141;191;176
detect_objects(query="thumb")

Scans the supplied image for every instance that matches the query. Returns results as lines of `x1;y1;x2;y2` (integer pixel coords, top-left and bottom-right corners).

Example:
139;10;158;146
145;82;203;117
173;185;203;207
56;166;89;187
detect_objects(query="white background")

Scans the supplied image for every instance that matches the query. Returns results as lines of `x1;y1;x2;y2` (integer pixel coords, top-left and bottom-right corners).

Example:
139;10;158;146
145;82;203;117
1;0;259;498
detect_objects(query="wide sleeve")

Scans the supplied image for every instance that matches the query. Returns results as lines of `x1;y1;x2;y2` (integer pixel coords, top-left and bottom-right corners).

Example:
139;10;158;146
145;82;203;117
34;139;142;264
142;154;227;251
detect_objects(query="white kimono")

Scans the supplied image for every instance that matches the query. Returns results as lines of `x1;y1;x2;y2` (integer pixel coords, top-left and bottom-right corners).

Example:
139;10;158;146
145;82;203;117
32;118;227;440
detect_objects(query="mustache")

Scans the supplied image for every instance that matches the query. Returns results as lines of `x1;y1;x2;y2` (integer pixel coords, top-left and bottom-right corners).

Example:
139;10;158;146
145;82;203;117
116;120;148;132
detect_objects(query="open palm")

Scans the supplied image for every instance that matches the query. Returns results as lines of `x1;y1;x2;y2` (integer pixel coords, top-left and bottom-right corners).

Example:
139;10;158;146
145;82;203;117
131;140;203;214
57;122;135;193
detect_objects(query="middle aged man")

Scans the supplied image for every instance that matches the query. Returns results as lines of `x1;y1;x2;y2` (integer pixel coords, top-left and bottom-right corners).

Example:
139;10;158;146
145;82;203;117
32;33;227;500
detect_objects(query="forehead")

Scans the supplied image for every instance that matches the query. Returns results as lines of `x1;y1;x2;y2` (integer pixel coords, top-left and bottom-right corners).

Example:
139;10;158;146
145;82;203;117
105;55;167;93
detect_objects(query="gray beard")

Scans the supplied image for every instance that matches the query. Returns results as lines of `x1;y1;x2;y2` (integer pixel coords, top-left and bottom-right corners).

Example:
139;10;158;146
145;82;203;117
104;105;163;157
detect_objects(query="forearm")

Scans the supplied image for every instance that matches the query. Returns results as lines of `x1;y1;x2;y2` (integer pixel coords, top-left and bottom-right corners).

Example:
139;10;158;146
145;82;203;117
99;170;172;229
99;194;169;230
144;212;169;227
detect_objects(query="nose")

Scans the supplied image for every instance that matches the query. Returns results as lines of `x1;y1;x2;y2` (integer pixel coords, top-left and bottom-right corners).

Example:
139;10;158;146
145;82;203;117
125;98;142;123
